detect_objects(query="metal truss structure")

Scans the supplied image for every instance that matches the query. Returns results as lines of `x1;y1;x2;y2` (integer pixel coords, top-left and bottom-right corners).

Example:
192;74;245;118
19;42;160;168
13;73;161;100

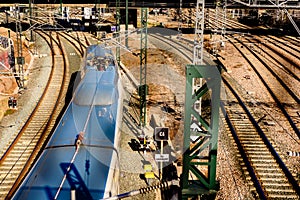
181;65;221;199
181;0;222;198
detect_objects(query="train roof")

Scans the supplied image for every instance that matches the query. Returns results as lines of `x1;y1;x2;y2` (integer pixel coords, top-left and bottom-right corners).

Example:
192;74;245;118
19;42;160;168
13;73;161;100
74;71;117;106
12;147;116;199
76;44;119;106
12;44;122;200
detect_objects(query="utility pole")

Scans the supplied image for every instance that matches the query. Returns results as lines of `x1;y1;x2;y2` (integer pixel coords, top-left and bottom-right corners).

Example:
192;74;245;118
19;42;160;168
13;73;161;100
95;0;100;19
15;4;25;89
193;0;205;65
212;0;227;56
192;0;205;120
138;8;148;127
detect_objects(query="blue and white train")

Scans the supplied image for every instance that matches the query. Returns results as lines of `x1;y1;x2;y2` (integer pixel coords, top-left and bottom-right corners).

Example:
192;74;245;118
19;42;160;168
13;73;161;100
12;44;123;200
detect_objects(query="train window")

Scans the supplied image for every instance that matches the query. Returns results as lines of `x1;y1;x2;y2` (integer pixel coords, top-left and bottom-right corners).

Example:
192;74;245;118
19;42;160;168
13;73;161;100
84;56;115;72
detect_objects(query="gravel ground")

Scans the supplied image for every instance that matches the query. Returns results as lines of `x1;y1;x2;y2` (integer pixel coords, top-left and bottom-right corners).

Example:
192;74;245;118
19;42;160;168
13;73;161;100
118;59;162;199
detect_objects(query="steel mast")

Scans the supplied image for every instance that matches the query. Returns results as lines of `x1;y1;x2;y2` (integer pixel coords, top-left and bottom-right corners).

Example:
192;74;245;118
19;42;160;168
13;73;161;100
15;4;25;89
138;8;148;127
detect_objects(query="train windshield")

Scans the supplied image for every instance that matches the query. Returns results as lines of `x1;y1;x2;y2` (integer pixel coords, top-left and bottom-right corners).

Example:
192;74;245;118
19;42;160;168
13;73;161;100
86;56;115;71
84;45;115;71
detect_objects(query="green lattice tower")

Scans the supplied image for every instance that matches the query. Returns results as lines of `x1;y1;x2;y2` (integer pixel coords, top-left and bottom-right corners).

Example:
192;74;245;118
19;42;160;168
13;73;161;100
139;8;148;127
181;65;221;199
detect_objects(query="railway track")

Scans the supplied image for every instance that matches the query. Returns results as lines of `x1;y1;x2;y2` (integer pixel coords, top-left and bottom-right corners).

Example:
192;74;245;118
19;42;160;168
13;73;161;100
227;35;300;137
252;35;300;69
148;30;300;199
216;18;300;138
282;36;300;47
0;30;69;199
242;35;300;98
75;31;91;49
265;35;300;56
236;35;299;97
58;31;91;56
222;76;300;199
246;36;300;83
58;32;85;56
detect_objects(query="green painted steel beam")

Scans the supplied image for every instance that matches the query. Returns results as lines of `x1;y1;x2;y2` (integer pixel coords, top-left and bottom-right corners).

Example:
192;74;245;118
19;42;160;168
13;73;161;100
181;65;221;199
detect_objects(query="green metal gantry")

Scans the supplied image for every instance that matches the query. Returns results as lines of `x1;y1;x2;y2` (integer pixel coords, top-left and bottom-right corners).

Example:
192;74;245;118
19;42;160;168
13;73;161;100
138;8;148;127
181;65;221;199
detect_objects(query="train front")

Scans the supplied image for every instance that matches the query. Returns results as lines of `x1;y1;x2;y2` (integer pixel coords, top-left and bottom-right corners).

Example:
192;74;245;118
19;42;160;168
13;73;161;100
12;45;123;200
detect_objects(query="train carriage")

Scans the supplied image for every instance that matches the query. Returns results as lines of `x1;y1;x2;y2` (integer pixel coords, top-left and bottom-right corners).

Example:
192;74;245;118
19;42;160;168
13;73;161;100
12;44;123;200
